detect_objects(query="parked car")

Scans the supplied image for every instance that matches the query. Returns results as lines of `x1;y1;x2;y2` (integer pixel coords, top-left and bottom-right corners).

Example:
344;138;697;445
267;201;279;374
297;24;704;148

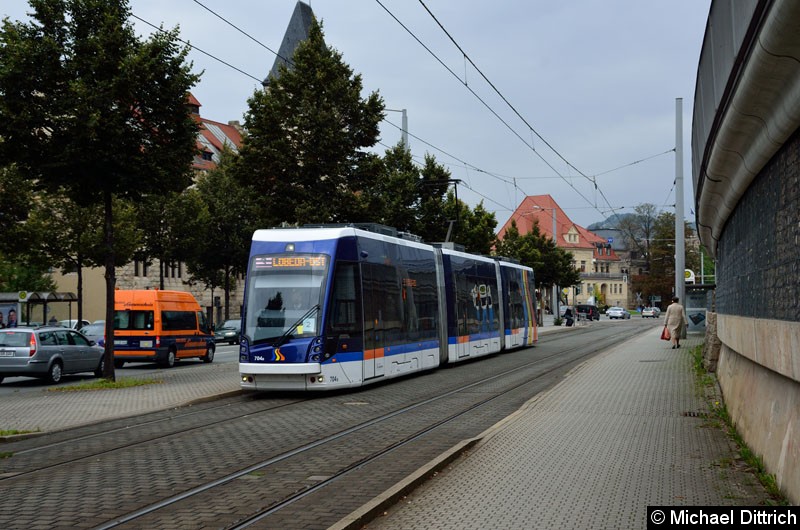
59;319;91;330
80;322;106;347
641;307;659;318
214;319;242;345
575;304;599;321
0;327;105;384
606;306;631;319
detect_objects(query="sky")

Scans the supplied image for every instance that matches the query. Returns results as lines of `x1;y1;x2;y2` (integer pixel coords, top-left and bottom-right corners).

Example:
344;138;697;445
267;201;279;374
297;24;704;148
2;0;712;230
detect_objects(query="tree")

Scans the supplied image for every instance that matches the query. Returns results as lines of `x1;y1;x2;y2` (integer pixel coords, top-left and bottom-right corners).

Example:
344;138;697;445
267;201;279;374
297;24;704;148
187;148;258;322
0;165;35;256
0;0;200;380
630;210;696;307
25;192;140;323
617;203;659;271
366;143;420;232
445;196;497;255
237;19;384;227
495;219;580;291
0;258;55;292
413;155;452;242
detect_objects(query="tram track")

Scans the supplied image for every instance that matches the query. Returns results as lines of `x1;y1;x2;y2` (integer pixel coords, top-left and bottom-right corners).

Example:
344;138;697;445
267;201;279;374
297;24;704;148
96;324;645;529
0;322;649;530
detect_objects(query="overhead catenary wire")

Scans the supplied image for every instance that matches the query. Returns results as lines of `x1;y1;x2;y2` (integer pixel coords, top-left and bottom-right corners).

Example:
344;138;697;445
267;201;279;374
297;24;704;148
409;0;674;222
134;5;675;223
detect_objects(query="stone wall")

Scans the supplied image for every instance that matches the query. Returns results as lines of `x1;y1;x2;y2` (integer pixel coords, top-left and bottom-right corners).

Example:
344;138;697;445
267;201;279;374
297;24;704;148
712;127;800;504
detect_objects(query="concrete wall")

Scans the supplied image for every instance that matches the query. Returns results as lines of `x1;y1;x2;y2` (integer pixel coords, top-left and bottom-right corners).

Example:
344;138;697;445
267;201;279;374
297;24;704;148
716;316;800;503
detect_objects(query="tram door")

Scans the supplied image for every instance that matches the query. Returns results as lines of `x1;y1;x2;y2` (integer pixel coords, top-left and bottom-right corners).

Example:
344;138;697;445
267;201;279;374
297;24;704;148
362;262;387;380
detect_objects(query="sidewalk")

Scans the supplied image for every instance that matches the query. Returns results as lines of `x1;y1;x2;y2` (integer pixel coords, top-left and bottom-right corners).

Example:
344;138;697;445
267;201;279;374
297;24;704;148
334;329;772;530
0;360;242;434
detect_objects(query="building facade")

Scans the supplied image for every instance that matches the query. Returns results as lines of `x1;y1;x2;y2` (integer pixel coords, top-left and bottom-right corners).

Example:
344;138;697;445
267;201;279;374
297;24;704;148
497;195;629;309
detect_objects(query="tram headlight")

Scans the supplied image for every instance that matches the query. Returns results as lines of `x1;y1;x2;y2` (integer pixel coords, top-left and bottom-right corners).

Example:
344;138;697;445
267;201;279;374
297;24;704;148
310;353;320;362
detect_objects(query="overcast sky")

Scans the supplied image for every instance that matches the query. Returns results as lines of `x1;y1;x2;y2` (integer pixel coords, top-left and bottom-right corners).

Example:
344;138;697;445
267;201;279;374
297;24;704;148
3;0;712;229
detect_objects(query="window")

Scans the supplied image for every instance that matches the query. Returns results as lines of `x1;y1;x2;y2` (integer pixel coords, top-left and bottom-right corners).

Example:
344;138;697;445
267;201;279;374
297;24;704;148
115;310;155;330
161;311;197;331
580;261;586;272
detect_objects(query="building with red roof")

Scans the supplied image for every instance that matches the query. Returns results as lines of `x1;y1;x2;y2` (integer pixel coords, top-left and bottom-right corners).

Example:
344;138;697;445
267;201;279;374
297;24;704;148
498;195;631;308
187;94;243;171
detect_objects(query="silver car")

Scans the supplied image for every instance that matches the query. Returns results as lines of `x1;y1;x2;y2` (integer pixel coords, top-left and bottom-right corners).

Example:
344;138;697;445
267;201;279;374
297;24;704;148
0;327;105;384
606;307;631;319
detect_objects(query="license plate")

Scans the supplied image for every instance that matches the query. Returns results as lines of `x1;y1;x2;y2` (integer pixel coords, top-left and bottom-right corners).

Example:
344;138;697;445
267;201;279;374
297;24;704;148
140;340;153;348
0;350;14;357
114;339;127;346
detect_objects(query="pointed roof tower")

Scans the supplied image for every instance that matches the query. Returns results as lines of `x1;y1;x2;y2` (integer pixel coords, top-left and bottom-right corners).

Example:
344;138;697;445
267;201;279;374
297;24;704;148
264;1;315;86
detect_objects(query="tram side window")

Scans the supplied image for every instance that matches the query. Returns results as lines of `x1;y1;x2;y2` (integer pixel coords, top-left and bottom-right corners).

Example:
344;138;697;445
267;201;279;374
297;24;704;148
327;262;361;336
507;276;523;329
362;262;403;348
404;268;438;341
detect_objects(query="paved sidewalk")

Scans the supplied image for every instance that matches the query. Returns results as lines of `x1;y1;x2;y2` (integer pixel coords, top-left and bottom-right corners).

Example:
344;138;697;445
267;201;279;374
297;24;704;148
334;330;770;530
0;360;242;433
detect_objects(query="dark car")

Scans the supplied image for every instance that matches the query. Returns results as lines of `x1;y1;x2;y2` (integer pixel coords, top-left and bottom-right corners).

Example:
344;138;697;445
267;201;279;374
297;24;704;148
214;319;242;345
80;322;106;347
0;327;105;384
575;304;599;321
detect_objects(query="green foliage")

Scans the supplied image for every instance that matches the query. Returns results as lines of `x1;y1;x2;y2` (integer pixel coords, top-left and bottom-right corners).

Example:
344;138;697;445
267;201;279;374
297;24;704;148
495;219;580;289
0;165;35;255
0;0;200;381
0;0;200;202
0;258;55;292
237;19;384;227
630;209;696;306
689;345;788;505
186;148;258;319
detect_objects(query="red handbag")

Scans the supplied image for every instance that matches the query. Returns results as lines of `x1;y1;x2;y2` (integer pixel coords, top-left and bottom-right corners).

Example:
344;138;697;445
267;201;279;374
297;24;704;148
660;326;671;341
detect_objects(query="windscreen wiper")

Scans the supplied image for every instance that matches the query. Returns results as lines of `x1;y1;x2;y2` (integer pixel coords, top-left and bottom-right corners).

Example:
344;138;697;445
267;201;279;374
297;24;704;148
272;304;320;349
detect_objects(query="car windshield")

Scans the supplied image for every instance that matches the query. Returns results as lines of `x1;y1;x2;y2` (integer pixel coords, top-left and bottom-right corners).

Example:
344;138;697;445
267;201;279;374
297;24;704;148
220;320;240;330
244;254;329;345
82;323;104;335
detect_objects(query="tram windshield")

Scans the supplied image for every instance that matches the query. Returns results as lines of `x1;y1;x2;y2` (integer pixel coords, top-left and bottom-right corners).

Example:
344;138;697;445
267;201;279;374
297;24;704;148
244;254;329;345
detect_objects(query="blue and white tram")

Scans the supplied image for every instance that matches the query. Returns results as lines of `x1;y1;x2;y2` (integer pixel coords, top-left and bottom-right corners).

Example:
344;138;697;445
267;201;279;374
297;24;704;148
239;226;537;391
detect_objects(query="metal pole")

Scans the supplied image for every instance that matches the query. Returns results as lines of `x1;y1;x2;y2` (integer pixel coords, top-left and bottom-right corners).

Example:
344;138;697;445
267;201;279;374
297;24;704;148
401;109;408;151
675;98;686;312
386;108;409;151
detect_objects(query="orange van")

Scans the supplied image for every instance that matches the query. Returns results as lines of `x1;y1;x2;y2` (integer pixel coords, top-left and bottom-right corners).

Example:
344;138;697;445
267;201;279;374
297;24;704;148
112;290;214;368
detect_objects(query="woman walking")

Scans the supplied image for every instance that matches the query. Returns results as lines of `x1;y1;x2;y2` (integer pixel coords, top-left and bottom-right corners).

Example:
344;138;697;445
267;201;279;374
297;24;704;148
664;296;688;349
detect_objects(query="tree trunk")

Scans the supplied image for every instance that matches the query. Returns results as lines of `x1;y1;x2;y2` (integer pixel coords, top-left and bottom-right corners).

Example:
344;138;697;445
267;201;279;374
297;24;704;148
224;265;231;321
102;190;117;381
76;253;83;326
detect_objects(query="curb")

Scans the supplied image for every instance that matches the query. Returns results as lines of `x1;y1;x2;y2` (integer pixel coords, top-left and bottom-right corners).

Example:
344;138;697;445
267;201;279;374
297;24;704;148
328;437;482;530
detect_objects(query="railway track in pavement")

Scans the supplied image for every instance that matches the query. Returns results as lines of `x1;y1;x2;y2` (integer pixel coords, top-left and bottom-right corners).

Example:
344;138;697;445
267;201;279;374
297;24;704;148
0;320;653;529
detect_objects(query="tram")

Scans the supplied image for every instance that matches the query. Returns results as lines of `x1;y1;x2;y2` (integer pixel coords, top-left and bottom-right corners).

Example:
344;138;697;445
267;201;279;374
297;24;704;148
238;225;537;391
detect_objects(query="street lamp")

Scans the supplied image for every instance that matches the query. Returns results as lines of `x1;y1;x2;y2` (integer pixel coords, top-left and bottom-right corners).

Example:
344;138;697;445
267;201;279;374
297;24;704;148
385;108;408;151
